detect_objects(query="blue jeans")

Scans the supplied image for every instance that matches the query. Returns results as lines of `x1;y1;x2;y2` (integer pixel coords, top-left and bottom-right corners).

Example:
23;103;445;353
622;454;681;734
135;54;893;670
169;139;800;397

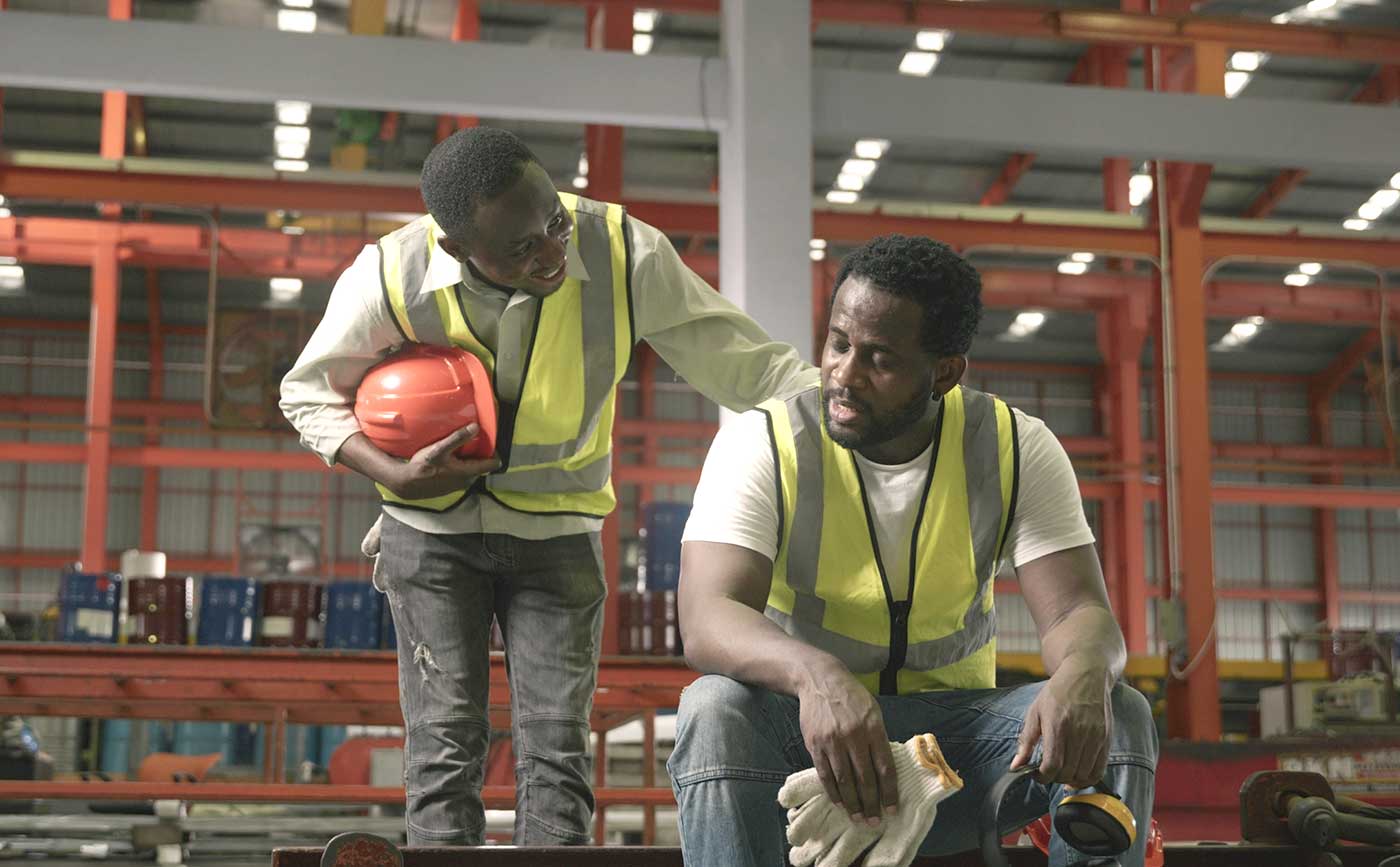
668;675;1157;867
376;513;606;846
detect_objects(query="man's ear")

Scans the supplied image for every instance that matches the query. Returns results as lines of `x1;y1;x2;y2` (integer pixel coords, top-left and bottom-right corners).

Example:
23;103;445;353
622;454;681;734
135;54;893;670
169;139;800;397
437;235;466;262
932;356;968;398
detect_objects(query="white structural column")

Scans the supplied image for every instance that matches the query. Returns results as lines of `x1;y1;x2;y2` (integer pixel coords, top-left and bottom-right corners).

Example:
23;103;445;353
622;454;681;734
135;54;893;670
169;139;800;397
719;0;814;361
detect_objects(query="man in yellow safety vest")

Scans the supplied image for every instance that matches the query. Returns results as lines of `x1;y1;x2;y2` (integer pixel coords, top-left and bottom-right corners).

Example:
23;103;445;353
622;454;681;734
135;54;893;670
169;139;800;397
280;126;815;846
669;234;1158;867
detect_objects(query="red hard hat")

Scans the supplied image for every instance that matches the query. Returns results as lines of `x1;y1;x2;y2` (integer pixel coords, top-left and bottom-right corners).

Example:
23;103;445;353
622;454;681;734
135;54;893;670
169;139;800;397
354;343;497;460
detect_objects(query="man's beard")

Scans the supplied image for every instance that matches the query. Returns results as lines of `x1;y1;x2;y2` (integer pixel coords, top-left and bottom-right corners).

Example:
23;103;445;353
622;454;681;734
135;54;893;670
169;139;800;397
821;389;932;453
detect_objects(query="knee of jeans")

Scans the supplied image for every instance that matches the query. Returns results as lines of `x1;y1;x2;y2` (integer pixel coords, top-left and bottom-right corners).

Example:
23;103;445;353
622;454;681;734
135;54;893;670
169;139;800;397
672;676;770;763
516;714;590;762
1109;682;1158;759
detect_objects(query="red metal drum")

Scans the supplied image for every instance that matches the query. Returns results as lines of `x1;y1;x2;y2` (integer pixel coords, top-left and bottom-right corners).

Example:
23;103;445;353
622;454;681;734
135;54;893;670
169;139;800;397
258;580;325;648
125;577;193;645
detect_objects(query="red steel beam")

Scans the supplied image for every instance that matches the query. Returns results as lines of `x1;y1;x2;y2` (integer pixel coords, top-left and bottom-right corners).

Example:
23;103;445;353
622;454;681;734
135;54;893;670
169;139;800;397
0;548;371;577
1099;296;1150;654
1202;229;1400;270
1213;484;1400;509
5;396;1387;466
0;781;673;808
1163;172;1222;740
1314;328;1381;396
0;164;425;215
1245;67;1400;219
1243;170;1308;220
140;268;162;551
524;0;1400;63
7;168;1400;270
81;230;120;572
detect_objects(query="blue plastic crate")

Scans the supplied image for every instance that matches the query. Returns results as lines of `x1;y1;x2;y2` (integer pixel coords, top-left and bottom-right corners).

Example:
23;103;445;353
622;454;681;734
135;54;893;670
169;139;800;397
196;576;260;647
58;572;122;643
638;502;691;592
323;581;383;650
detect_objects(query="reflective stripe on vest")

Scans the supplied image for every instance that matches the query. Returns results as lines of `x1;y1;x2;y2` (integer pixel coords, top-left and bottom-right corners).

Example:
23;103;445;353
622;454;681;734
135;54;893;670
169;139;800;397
374;192;633;516
761;385;1019;695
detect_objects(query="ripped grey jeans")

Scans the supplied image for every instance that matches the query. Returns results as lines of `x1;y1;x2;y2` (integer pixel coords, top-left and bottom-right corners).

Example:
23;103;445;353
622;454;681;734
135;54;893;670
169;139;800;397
372;513;606;845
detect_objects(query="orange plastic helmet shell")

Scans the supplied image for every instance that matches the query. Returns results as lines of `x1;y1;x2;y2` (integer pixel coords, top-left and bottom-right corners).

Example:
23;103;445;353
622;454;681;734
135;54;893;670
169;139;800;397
354;343;497;460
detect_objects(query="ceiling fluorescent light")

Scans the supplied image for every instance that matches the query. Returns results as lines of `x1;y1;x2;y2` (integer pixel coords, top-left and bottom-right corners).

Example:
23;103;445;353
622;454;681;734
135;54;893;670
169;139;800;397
853;139;890;160
899;51;939;77
1057;261;1088;275
1128;173;1153;207
1390;171;1400;189
835;173;866;192
1358;202;1384;221
0;208;11;219
269;277;303;303
810;238;828;250
1070;252;1095;264
276;101;311;125
273;159;309;172
915;30;948;52
632;33;654;55
282;0;314;8
1230;321;1260;339
277;9;317;31
1298;262;1322;276
826;190;860;205
1015;311;1047;329
1343;218;1371;231
1368;188;1400;210
275;125;311;144
0;263;23;293
1224;71;1251;98
1229;51;1263;71
571;175;588;189
633;9;658;32
809;249;826;262
1283;272;1310;287
276;140;308;160
841;158;878;178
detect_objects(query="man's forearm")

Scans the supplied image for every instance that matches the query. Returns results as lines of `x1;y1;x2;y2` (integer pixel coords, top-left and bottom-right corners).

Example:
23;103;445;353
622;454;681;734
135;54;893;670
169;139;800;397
1039;604;1126;680
686;597;849;698
335;433;404;491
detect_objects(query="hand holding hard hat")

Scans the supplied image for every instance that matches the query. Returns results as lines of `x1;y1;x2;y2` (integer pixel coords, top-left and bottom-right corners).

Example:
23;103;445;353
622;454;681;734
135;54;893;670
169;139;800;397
355;343;498;460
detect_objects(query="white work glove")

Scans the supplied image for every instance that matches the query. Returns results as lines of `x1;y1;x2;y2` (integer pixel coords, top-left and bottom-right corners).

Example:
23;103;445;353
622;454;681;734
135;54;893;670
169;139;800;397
777;733;962;867
361;516;384;590
778;769;881;867
860;733;963;867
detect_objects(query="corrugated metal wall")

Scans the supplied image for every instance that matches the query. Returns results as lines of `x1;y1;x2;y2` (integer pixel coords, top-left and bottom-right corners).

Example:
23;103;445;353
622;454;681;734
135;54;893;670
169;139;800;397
2;328;1397;666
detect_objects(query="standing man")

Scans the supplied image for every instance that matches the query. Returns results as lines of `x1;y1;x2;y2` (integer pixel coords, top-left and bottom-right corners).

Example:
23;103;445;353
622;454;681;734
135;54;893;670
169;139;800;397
280;127;815;846
669;234;1157;867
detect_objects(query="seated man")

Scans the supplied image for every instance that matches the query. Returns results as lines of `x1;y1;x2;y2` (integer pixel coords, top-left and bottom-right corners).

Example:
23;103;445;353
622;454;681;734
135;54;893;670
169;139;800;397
668;235;1157;867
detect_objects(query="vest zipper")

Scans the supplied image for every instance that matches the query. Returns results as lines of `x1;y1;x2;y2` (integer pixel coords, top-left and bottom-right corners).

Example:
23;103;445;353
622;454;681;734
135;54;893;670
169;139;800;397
859;400;946;696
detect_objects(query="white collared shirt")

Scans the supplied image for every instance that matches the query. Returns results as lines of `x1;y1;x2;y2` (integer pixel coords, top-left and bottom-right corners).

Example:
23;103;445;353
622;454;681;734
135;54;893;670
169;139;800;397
280;213;818;539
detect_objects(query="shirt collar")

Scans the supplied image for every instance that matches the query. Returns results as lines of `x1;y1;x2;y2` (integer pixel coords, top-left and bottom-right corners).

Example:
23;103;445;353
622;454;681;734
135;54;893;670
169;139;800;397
422;227;591;296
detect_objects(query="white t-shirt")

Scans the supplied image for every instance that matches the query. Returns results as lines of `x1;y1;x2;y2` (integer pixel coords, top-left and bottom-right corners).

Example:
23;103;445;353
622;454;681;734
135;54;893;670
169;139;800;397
682;405;1095;600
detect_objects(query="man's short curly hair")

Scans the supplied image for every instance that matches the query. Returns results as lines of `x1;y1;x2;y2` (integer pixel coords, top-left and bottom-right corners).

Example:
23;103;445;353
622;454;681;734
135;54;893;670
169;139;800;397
420;126;540;240
833;234;983;357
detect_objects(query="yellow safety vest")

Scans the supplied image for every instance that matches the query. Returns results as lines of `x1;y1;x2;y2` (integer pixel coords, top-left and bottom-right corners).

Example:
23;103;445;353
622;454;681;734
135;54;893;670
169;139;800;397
375;192;633;517
761;384;1020;695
